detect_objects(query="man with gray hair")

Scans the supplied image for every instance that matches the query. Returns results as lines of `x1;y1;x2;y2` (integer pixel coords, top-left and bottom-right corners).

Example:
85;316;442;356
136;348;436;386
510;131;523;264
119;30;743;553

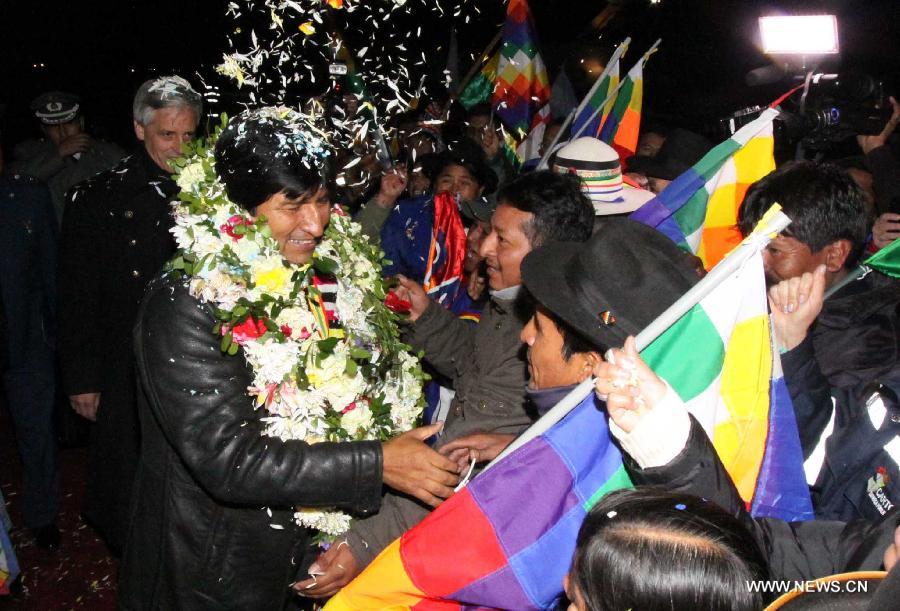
57;76;201;553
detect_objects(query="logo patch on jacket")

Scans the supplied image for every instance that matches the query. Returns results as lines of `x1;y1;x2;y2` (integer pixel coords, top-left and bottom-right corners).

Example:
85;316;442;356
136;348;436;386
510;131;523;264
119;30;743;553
866;467;895;515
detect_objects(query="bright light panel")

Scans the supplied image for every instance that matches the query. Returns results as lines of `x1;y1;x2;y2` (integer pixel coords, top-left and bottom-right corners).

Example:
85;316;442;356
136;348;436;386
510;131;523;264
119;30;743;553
759;15;839;55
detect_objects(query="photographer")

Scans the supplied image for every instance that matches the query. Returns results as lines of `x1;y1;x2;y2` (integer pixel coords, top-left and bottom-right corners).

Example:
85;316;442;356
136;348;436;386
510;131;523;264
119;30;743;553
859;96;900;247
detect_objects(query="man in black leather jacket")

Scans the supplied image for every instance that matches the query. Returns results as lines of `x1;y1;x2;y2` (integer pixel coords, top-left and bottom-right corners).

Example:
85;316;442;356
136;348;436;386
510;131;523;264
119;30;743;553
117;111;460;610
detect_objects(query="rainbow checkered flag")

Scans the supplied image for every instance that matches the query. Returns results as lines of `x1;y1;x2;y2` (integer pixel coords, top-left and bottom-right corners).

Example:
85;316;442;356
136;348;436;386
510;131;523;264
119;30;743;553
630;107;777;269
491;0;550;140
324;209;812;611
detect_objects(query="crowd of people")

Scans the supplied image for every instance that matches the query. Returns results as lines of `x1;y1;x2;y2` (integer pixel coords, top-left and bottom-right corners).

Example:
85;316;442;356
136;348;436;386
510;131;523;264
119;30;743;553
1;65;900;610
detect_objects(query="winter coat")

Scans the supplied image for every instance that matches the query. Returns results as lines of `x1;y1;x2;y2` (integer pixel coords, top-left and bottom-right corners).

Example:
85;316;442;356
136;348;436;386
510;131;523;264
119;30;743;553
10;137;124;223
784;335;900;522
812;270;900;390
56;147;179;550
627;415;900;582
118;273;384;611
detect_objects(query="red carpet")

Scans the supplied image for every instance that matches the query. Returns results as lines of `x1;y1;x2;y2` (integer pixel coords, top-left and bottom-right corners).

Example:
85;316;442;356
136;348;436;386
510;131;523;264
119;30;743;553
1;405;117;610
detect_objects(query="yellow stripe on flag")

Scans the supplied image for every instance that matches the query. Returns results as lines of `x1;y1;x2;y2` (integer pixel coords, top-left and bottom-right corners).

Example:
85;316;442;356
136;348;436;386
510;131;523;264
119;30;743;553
324;540;426;611
713;313;772;502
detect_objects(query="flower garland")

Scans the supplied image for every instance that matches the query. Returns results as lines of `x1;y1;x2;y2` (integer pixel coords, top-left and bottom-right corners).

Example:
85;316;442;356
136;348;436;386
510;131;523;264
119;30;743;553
167;107;426;536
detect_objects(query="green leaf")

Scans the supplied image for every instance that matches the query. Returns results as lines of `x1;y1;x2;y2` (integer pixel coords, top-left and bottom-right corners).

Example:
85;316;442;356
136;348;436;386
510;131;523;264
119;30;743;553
344;359;358;377
317;337;339;354
220;332;232;352
314;257;339;274
227;342;239;356
350;347;372;360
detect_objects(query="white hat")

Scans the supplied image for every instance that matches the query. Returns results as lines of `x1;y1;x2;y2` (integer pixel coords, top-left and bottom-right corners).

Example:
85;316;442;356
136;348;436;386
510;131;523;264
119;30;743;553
551;137;653;215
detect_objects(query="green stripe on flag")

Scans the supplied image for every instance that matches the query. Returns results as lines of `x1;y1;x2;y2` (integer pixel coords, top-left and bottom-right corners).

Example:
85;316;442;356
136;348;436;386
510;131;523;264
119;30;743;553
641;305;725;401
866;236;900;278
584;465;633;509
460;73;494;109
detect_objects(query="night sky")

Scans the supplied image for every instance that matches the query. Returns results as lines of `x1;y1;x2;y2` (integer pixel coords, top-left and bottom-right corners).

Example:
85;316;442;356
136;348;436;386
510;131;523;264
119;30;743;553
1;0;898;152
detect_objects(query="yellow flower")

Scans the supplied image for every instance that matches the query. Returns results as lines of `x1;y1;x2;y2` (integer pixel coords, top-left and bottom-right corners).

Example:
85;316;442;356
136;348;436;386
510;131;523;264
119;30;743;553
252;258;292;295
299;22;316;35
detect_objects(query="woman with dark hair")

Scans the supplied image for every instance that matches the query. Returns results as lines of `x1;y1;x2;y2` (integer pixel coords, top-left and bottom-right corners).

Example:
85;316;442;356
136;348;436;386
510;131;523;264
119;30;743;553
566;488;769;611
117;109;461;611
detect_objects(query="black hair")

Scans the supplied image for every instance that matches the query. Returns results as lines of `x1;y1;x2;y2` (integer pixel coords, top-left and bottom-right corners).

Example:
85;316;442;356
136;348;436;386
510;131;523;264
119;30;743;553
213;113;333;211
545;306;605;360
498;170;594;246
571;488;770;611
738;161;868;268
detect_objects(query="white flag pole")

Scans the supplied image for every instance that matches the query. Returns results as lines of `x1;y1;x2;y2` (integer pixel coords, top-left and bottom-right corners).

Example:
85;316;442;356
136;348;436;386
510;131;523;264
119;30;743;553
477;206;792;474
536;38;630;170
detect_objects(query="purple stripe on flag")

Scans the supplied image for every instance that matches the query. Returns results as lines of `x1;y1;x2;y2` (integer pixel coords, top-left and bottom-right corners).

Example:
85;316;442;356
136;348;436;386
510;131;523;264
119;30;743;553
468;437;578;556
629;166;706;227
451;564;538;610
750;375;815;521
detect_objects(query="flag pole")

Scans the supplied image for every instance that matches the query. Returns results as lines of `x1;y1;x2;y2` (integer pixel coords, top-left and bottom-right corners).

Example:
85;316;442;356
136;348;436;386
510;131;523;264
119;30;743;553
478;206;793;474
456;30;504;96
569;38;661;142
536;38;630;170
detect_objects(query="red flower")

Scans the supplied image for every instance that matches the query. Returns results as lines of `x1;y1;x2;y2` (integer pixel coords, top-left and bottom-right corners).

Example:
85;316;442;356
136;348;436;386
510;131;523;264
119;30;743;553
332;204;349;217
221;214;253;242
229;316;269;345
280;324;293;337
341;401;358;414
385;290;411;314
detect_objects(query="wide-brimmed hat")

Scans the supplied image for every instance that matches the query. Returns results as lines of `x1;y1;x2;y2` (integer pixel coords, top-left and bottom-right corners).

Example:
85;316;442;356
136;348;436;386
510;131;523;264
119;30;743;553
521;218;698;350
551;137;654;216
627;128;712;181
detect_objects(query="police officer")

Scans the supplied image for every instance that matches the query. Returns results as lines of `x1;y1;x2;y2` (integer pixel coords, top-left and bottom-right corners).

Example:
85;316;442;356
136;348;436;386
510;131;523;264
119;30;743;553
10;91;124;223
57;76;201;553
0;129;60;548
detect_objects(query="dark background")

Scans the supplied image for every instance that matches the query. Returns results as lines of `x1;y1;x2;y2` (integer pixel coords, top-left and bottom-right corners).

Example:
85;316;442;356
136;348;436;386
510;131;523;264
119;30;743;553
1;0;898;152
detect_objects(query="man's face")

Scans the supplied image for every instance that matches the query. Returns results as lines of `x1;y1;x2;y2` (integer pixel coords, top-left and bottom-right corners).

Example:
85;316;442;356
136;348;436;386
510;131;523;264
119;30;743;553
465;114;491;143
42;119;82;146
134;106;198;172
254;187;331;265
434;163;483;202
521;306;591;390
479;202;533;290
637;132;665;157
464;219;490;274
762;235;828;285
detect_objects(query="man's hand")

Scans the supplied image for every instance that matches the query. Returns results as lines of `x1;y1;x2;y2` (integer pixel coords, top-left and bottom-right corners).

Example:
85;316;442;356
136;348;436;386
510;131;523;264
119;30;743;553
479;126;501;160
70;392;101;422
382;423;461;507
293;540;359;598
768;265;827;352
392;275;431;322
858;95;900;155
873;213;900;250
58;134;92;158
374;167;408;209
439;432;515;471
467;272;486;301
593;336;666;434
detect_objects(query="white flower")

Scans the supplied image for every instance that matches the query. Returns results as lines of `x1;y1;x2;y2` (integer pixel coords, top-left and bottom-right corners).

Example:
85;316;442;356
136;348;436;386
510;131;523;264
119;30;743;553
275;306;316;338
190;270;245;311
243;339;296;386
176;161;206;194
340;404;374;437
293;508;352;536
192;226;226;259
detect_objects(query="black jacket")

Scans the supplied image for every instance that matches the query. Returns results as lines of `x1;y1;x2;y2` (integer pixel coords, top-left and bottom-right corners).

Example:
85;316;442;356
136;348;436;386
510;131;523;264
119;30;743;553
118;273;384;610
627;416;899;583
57;147;181;550
812;270;900;390
784;335;900;522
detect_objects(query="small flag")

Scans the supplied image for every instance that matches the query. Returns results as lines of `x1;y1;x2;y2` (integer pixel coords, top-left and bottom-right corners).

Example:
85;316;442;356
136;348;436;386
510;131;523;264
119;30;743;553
571;60;619;140
598;42;657;160
422;192;468;308
864;235;900;278
459;50;500;110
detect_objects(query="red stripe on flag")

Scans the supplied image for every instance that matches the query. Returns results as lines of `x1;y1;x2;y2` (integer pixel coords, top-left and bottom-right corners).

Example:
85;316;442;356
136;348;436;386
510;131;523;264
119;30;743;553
401;488;508;597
